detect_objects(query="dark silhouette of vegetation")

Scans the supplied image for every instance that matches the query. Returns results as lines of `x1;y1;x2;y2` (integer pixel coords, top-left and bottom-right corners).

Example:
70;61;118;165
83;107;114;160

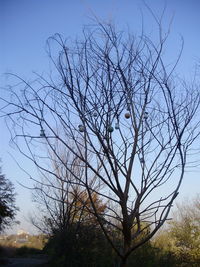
44;224;114;267
43;196;200;266
0;197;199;266
44;223;176;267
0;163;17;232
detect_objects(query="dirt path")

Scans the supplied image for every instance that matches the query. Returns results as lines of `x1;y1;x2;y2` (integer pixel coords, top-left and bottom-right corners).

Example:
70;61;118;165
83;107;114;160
2;255;48;266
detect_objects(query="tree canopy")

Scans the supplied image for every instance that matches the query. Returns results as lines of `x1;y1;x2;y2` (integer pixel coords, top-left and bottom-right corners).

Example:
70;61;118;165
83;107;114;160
0;166;17;232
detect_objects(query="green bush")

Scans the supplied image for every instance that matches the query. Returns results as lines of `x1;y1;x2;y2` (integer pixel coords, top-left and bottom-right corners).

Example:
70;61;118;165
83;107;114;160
44;224;178;267
45;224;115;267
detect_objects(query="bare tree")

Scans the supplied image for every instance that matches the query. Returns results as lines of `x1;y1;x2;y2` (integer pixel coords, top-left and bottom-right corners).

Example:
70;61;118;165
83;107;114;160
31;142;106;235
1;19;200;266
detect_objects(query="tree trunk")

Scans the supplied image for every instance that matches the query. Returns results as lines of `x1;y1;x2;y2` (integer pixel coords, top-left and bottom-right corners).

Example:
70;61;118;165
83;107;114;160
120;258;127;267
119;238;130;267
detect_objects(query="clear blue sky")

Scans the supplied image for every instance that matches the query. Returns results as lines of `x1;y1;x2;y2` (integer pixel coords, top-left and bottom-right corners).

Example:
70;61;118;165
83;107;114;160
0;0;200;233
